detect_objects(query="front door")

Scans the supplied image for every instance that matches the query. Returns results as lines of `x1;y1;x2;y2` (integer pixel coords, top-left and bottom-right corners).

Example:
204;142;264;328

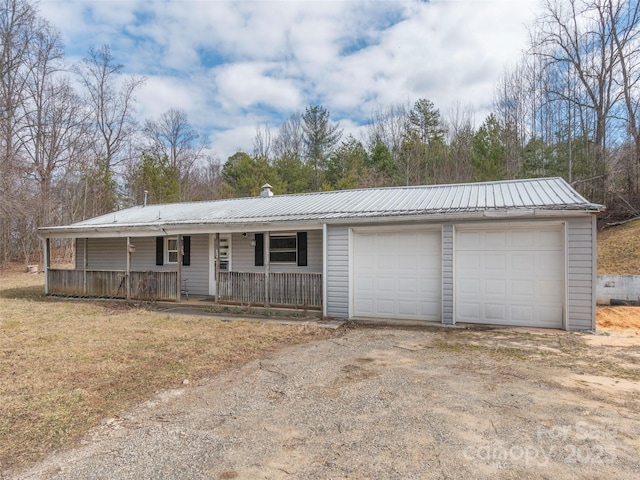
209;234;232;296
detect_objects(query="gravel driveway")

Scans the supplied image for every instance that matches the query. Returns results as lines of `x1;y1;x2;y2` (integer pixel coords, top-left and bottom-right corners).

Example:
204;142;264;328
9;325;640;479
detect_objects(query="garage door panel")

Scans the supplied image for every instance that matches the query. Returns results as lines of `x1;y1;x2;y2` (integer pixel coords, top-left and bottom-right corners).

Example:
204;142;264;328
421;277;441;293
540;279;562;297
398;277;418;293
354;299;374;316
458;278;480;294
484;304;507;321
485;231;507;248
512;254;534;270
457;302;480;319
512;279;534;296
512;230;534;247
485;255;507;271
376;255;394;271
398;301;418;316
456;224;564;328
512;305;534;322
456;231;481;249
375;277;394;292
355;276;374;291
538;229;563;248
485;279;507;295
354;230;441;321
422;301;441;317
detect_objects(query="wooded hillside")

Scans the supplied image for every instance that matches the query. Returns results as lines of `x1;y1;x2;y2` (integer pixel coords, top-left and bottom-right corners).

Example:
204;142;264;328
2;0;640;265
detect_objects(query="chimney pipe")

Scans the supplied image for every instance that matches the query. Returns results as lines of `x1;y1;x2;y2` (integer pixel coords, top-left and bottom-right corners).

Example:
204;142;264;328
260;183;274;198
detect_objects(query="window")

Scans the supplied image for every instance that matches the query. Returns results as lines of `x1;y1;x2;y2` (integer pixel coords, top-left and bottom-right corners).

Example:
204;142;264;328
167;238;179;263
270;234;297;263
254;232;307;267
156;236;190;266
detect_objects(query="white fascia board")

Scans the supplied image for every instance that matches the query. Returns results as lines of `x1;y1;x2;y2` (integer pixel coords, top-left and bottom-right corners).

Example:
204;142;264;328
38;220;326;239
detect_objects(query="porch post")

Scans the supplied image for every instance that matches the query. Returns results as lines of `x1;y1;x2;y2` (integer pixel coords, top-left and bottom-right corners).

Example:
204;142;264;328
264;231;270;307
177;234;182;301
126;236;131;300
43;237;50;294
83;238;88;295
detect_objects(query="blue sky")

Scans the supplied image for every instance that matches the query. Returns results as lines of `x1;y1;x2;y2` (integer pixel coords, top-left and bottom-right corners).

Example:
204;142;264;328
39;0;538;161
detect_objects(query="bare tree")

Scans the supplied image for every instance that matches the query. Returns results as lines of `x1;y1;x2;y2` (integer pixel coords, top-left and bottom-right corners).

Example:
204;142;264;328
253;121;272;161
533;0;621;193
141;108;204;200
273;113;303;161
75;45;145;213
0;0;38;264
608;0;640;193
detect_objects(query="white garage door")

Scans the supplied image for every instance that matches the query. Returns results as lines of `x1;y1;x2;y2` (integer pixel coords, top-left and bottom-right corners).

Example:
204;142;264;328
455;223;564;328
353;229;441;321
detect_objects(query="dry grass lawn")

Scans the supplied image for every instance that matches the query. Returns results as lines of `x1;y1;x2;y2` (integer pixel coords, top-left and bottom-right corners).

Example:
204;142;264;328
598;218;640;274
0;268;333;471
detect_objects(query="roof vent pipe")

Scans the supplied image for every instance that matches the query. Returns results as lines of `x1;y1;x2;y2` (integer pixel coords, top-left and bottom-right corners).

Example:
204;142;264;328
260;183;274;198
143;190;148;207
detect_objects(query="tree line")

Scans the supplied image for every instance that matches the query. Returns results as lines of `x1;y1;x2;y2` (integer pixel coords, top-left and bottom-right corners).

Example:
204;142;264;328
1;0;639;266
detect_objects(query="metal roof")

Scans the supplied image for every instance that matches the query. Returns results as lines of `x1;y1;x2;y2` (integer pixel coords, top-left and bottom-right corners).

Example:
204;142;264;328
40;177;603;236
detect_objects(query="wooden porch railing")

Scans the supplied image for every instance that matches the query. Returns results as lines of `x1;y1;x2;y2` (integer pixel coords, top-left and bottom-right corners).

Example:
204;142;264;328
47;269;178;301
217;271;322;308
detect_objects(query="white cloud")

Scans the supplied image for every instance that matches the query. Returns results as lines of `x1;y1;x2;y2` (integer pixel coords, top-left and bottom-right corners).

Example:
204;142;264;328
38;0;538;160
214;62;302;112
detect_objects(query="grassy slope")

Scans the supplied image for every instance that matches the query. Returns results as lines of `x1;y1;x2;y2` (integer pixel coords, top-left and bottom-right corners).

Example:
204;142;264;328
597;218;640;274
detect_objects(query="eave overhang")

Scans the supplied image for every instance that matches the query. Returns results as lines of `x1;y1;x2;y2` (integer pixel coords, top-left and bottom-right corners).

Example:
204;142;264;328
37;206;602;239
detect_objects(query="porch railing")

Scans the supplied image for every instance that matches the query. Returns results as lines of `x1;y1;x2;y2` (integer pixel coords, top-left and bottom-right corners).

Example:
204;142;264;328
47;269;178;301
217;271;322;308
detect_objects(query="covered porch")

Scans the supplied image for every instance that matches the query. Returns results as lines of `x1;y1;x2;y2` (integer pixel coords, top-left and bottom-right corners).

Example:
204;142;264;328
42;229;324;309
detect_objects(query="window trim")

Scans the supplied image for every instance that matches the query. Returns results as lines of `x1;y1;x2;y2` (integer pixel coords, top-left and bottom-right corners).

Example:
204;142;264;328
166;237;179;264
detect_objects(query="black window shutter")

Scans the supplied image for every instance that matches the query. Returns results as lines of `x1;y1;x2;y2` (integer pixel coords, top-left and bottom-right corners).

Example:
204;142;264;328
182;236;191;266
156;237;164;265
255;233;264;266
297;232;307;267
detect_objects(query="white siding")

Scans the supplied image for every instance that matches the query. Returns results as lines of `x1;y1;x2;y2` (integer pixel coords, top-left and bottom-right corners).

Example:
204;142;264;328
326;226;349;318
566;216;596;330
231;230;322;273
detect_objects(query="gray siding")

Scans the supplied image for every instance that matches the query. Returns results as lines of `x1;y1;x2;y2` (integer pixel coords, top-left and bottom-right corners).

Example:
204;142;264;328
231;230;322;273
326;226;349;318
441;224;454;325
79;238;127;270
129;235;210;296
566;216;597;330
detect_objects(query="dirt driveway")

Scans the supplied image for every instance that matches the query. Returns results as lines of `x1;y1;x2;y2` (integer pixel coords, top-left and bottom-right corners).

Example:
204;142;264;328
9;324;640;480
